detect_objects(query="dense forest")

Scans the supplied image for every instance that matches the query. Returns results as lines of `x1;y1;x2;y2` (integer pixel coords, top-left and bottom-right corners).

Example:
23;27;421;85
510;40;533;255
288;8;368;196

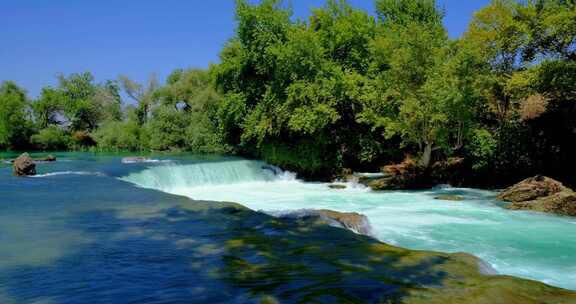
1;0;575;187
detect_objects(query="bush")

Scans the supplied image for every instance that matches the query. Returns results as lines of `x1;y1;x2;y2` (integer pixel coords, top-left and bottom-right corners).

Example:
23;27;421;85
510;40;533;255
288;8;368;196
468;129;497;171
185;113;229;154
92;120;144;151
71;130;96;148
30;126;71;150
145;106;188;151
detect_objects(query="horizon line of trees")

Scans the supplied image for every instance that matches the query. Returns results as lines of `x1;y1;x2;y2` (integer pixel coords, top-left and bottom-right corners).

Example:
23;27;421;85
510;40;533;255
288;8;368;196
1;0;575;186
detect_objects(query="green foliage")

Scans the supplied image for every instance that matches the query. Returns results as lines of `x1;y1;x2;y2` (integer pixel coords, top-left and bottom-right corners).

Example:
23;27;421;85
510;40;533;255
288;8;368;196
0;81;32;150
155;68;229;153
30;126;70;150
360;0;451;166
215;0;382;174
92;119;144;151
34;87;63;129
376;0;444;26
260;138;337;177
145;106;188;151
468;129;497;171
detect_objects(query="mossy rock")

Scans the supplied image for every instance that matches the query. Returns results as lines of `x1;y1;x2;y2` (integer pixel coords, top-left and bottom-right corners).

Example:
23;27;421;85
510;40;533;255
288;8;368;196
174;198;576;303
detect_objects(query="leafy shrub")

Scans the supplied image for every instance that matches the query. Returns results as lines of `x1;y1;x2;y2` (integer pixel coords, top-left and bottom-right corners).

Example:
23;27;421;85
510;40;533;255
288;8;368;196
30;126;71;150
92;120;144;151
145;106;188;151
468;129;496;171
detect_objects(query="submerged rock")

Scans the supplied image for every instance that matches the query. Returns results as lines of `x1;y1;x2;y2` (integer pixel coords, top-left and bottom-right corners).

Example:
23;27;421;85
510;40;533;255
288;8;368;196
40;155;57;162
434;195;465;201
274;209;373;236
13;153;36;176
316;209;372;235
122;156;149;164
328;184;347;190
32;155;57;163
499;176;576;216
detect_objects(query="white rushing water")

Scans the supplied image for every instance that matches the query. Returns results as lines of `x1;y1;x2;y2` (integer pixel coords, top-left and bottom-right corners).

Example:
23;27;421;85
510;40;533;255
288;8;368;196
121;159;576;290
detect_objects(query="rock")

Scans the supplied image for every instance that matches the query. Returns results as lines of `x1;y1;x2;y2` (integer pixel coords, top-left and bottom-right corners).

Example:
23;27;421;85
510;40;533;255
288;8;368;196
35;155;57;162
262;165;282;175
328;184;347;189
367;157;425;190
435;195;465;201
44;155;57;162
506;191;576;216
316;209;372;235
498;175;565;202
275;209;373;236
499;176;576;216
13;153;36;176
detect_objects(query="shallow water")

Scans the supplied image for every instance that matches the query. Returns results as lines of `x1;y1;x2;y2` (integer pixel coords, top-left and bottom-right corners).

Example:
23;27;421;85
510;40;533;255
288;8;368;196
122;158;576;290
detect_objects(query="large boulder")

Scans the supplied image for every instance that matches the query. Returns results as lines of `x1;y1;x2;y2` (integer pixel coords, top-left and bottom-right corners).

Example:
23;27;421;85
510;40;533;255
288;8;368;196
356;157;466;191
498;176;576;216
13;153;36;176
506;191;576;216
366;157;430;190
498;175;565;202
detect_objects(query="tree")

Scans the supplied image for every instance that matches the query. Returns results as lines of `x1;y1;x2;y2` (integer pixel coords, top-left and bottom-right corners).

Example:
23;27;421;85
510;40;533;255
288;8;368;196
57;72;101;131
0;81;32;149
94;80;123;122
376;0;444;26
360;0;450;167
463;0;526;123
119;74;159;125
33;87;63;129
519;0;576;62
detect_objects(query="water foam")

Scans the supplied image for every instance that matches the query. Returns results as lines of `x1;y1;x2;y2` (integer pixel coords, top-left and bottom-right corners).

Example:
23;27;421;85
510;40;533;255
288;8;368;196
32;171;106;178
122;158;173;164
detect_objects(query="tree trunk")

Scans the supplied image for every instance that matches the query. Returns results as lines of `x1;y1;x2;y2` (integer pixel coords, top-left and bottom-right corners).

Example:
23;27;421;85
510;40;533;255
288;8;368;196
419;142;433;168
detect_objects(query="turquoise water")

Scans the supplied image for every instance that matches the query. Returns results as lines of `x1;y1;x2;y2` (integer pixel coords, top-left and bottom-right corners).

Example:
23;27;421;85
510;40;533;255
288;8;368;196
1;153;576;303
122;158;576;290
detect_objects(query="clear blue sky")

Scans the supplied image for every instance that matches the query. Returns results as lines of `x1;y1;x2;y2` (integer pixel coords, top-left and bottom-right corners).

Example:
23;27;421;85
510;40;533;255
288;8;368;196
0;0;489;98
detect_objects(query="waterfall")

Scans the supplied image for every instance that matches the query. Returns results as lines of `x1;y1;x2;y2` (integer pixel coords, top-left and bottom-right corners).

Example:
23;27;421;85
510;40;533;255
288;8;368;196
121;160;296;192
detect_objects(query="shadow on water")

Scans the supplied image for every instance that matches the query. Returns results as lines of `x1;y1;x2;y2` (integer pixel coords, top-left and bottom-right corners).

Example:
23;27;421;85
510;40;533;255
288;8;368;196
0;197;456;304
